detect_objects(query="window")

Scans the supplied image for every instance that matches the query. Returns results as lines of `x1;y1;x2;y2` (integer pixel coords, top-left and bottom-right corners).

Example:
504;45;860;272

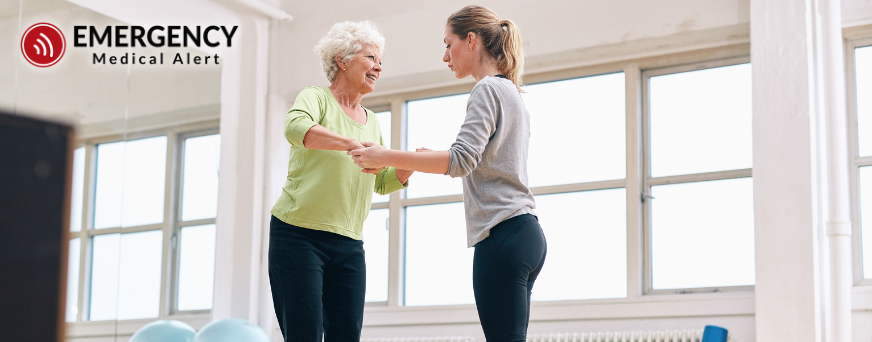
372;111;393;203
403;72;629;305
363;209;390;302
65;127;220;324
365;109;394;304
850;42;872;281
361;54;755;312
644;61;755;292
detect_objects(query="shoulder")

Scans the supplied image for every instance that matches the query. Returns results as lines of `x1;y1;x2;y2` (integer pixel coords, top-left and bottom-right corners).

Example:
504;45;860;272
471;77;516;97
296;86;330;99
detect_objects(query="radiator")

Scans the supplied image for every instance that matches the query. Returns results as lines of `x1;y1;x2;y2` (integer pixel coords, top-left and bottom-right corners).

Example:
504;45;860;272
361;336;475;342
527;329;708;342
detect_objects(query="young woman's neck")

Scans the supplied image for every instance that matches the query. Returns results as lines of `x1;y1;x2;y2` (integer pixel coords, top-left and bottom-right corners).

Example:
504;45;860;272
471;61;501;82
329;77;364;108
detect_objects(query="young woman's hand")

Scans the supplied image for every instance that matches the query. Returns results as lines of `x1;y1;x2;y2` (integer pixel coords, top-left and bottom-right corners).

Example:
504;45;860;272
348;142;392;169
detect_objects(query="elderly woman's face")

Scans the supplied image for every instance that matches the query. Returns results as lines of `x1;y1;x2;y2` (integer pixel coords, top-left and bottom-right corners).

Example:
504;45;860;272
341;43;382;94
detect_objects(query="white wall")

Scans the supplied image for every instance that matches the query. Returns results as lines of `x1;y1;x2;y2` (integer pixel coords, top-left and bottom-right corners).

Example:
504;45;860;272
0;0;221;127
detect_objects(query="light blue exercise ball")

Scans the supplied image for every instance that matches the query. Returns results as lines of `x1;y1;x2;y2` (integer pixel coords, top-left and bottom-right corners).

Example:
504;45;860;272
193;318;270;342
130;320;196;342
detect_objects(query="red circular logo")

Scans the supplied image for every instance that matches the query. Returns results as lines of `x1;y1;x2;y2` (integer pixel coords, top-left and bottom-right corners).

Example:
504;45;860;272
21;23;66;67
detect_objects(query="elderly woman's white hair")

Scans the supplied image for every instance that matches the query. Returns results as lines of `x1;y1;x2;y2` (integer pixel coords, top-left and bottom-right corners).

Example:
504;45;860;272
314;21;386;83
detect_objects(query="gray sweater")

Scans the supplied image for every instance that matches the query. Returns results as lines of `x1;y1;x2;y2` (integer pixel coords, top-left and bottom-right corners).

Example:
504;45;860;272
446;76;537;247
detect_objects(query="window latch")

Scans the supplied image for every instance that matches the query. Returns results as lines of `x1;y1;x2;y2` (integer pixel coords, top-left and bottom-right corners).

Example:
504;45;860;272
641;193;655;203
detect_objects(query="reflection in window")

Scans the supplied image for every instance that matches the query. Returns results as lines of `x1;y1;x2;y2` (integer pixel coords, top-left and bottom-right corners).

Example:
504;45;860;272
532;189;627;301
857;46;872;157
70;147;85;232
372;111;392;203
181;134;221;222
650;178;755;289
363;209;390;302
406;94;468;198
94;136;167;229
90;231;163;321
66;238;80;322
405;202;474;306
861;167;872;278
649;64;752;177
178;224;217;311
524;73;626;187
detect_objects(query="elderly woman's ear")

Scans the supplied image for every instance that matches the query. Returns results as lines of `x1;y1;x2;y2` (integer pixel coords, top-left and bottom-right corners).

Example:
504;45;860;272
335;54;345;71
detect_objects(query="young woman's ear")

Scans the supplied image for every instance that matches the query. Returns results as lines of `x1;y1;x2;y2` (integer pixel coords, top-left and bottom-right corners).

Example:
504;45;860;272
467;32;476;51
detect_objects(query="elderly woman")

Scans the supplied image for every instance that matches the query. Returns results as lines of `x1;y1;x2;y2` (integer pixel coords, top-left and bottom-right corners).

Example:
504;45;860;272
268;21;412;342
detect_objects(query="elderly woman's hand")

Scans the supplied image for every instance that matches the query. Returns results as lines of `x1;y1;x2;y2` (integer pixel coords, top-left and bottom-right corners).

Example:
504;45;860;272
348;142;392;169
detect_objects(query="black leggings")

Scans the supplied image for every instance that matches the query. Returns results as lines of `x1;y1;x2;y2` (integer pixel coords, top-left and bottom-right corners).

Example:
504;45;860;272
473;214;547;342
268;215;366;342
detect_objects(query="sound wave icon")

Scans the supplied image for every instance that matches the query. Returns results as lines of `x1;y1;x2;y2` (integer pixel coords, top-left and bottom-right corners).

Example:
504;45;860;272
32;33;53;57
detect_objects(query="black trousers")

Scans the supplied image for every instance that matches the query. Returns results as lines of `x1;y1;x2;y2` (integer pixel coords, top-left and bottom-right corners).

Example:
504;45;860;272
268;215;366;342
473;214;547;342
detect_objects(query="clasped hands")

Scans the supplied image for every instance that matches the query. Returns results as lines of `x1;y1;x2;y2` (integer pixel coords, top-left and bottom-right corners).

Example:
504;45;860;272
348;141;431;174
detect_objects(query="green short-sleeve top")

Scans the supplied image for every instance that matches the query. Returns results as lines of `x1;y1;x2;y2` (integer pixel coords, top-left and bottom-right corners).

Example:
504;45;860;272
270;86;407;240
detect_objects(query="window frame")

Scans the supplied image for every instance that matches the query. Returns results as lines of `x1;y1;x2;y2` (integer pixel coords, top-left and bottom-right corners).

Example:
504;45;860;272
170;127;221;315
641;56;755;295
847;37;872;286
66;119;219;327
358;44;757;321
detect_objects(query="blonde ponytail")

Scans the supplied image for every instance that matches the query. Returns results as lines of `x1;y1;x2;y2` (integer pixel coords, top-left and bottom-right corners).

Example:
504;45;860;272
447;6;525;92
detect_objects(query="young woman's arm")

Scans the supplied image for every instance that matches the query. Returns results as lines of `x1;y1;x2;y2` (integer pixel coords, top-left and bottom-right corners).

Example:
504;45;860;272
349;142;450;175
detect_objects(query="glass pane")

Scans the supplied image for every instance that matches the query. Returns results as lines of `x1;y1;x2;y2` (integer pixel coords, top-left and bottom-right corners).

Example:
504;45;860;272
532;189;627;301
649;64;752;177
373;111;392;203
860;167;872;278
524;73;626;187
70;147;85;232
405;202;474;306
94;136;167;229
857;46;872;156
178;224;217;311
66;238;80;322
363;209;389;302
651;178;755;289
406;94;468;198
90;231;162;321
181;134;221;221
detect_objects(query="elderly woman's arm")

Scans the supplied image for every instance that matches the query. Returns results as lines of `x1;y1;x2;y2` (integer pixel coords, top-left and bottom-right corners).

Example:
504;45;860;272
285;87;365;152
373;167;413;195
301;124;365;151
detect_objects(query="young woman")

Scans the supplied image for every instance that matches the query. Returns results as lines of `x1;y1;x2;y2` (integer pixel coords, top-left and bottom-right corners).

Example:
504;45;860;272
349;6;546;341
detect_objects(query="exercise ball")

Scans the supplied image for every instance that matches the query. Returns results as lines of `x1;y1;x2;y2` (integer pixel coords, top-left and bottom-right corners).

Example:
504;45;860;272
130;320;196;342
193;318;270;342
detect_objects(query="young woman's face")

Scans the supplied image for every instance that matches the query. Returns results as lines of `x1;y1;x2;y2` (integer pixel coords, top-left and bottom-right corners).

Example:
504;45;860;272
443;25;474;79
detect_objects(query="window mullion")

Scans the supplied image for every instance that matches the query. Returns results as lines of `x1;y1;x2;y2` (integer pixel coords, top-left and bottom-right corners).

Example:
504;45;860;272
625;64;644;299
159;132;179;317
646;168;753;187
387;98;405;307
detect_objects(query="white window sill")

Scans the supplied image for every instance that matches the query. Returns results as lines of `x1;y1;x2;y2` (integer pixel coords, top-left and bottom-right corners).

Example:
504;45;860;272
363;292;756;327
66;313;211;339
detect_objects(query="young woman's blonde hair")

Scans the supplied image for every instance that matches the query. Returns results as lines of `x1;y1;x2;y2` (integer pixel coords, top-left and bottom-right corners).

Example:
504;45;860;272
447;5;524;92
